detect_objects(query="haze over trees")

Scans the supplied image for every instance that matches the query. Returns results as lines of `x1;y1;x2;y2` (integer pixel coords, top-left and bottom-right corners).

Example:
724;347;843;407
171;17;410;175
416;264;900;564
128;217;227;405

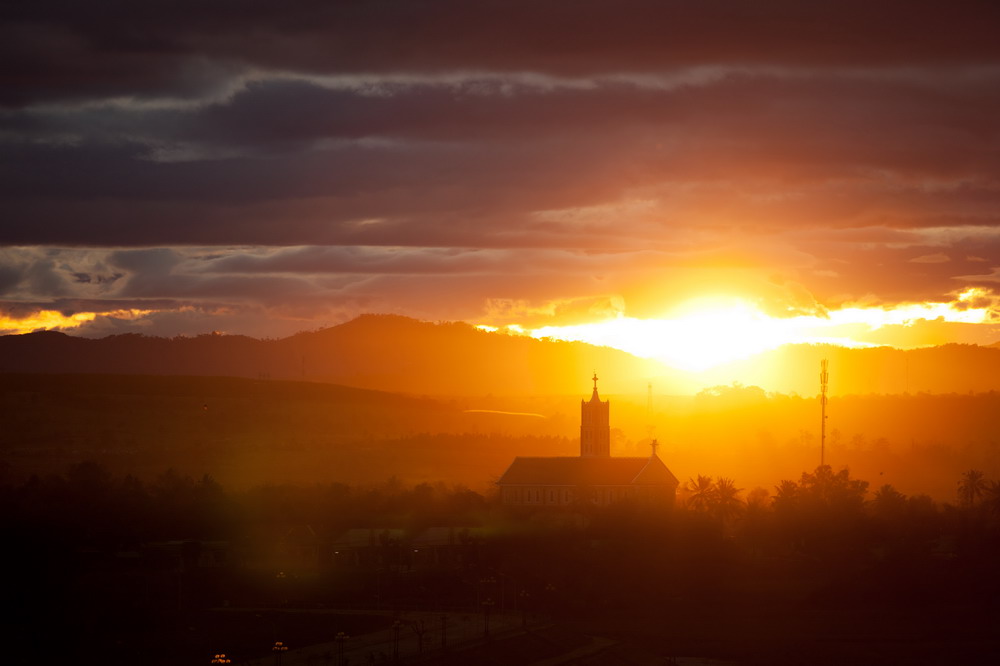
3;373;1000;499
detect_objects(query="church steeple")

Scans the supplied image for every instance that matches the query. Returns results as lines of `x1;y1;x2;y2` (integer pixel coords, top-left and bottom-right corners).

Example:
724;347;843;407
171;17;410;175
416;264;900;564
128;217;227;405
580;373;610;457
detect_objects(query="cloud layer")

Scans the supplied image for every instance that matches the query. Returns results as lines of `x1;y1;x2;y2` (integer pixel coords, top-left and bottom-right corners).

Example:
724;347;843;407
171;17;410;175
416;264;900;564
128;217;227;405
3;1;1000;338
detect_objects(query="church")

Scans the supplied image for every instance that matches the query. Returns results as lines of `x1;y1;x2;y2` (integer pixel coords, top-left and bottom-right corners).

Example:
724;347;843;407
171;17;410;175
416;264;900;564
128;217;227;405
497;374;679;507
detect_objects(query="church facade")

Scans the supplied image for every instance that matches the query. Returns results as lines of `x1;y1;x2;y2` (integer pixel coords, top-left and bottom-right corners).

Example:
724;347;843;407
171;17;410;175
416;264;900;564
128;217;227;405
497;375;679;507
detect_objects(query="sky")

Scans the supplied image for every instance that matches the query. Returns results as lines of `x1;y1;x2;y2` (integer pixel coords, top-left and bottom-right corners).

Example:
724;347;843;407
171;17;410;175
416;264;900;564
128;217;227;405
4;0;1000;366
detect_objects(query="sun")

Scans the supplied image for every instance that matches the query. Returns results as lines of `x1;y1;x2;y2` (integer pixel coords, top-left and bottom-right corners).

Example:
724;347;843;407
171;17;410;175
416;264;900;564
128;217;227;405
529;298;794;372
482;289;997;373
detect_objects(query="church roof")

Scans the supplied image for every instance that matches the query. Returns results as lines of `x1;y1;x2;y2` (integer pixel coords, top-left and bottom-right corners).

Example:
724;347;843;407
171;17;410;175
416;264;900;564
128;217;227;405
498;455;678;487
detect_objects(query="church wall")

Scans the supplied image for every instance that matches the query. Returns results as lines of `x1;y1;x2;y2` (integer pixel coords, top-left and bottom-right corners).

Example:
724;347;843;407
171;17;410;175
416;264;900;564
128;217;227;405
501;485;577;506
500;484;665;506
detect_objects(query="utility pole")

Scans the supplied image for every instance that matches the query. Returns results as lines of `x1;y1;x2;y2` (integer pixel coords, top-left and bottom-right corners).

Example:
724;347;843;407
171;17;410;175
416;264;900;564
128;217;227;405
820;359;829;467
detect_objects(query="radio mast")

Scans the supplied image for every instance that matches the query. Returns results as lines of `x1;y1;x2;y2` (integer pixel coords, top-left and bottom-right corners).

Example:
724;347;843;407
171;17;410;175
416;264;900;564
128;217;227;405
820;359;829;466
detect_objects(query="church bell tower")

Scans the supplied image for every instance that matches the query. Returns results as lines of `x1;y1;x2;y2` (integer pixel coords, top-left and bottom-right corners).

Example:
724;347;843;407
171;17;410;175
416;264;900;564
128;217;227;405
580;372;610;457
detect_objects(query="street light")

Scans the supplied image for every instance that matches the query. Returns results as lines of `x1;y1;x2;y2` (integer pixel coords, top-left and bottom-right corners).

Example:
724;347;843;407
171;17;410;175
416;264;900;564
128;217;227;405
272;641;288;666
482;597;495;639
335;631;349;666
478;575;496;609
392;620;402;663
211;654;232;664
276;570;289;607
519;590;530;628
411;619;427;655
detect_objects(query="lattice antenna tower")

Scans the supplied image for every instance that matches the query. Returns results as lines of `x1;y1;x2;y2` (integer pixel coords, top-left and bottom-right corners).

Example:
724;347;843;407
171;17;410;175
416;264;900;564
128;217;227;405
820;359;829;466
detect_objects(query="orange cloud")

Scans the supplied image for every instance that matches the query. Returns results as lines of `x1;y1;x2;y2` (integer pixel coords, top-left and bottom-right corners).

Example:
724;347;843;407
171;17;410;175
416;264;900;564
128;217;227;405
0;308;153;335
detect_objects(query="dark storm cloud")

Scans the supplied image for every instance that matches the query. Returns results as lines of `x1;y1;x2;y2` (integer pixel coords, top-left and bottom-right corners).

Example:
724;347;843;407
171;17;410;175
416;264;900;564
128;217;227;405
4;1;1000;107
10;69;1000;151
108;247;182;273
207;246;511;275
4;69;1000;248
203;246;672;276
0;128;644;247
3;0;1000;336
0;263;24;295
104;247;330;305
1;243;690;325
0;297;183;318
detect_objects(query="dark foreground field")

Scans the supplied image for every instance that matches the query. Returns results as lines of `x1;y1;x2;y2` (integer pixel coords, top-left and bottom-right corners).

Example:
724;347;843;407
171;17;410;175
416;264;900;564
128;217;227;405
4;373;1000;664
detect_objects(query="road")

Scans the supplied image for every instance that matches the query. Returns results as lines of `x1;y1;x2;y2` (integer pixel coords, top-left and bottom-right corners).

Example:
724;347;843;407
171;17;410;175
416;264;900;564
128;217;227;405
245;609;528;666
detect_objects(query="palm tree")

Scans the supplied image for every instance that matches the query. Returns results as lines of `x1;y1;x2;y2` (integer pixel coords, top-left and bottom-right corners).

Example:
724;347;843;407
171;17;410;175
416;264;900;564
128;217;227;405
872;484;907;519
772;479;799;509
711;477;744;523
684;475;714;512
958;469;987;508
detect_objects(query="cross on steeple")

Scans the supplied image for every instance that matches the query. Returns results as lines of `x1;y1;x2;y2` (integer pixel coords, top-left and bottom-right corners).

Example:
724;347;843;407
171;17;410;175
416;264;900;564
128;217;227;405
592;372;599;391
650;439;659;457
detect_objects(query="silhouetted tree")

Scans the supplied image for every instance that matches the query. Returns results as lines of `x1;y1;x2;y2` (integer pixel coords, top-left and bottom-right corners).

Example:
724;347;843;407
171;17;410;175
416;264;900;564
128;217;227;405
770;466;869;560
872;484;907;520
982;480;1000;518
711;478;744;523
745;487;770;510
684;475;714;512
772;480;799;511
739;487;771;557
798;465;868;511
958;469;987;508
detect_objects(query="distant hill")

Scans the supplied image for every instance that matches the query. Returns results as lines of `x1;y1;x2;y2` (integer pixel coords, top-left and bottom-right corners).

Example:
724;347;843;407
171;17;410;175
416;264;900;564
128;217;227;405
0;371;434;408
0;315;675;396
6;316;1000;396
0;372;571;487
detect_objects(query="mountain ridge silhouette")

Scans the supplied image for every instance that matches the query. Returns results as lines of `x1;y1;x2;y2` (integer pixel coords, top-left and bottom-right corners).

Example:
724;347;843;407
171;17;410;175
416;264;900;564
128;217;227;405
4;315;1000;395
0;314;672;395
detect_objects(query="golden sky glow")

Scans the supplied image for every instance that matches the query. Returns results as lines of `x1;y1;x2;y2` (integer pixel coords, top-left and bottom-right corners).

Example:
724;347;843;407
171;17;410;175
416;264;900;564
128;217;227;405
0;309;153;336
3;3;1000;349
480;288;998;372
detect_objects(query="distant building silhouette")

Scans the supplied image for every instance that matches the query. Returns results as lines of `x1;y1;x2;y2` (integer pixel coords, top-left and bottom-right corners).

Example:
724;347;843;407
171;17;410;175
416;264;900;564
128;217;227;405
498;374;679;507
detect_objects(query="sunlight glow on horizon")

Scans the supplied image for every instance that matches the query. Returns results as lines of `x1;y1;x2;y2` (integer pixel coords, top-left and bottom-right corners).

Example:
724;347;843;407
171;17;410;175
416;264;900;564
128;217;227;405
478;288;996;372
0;309;154;335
